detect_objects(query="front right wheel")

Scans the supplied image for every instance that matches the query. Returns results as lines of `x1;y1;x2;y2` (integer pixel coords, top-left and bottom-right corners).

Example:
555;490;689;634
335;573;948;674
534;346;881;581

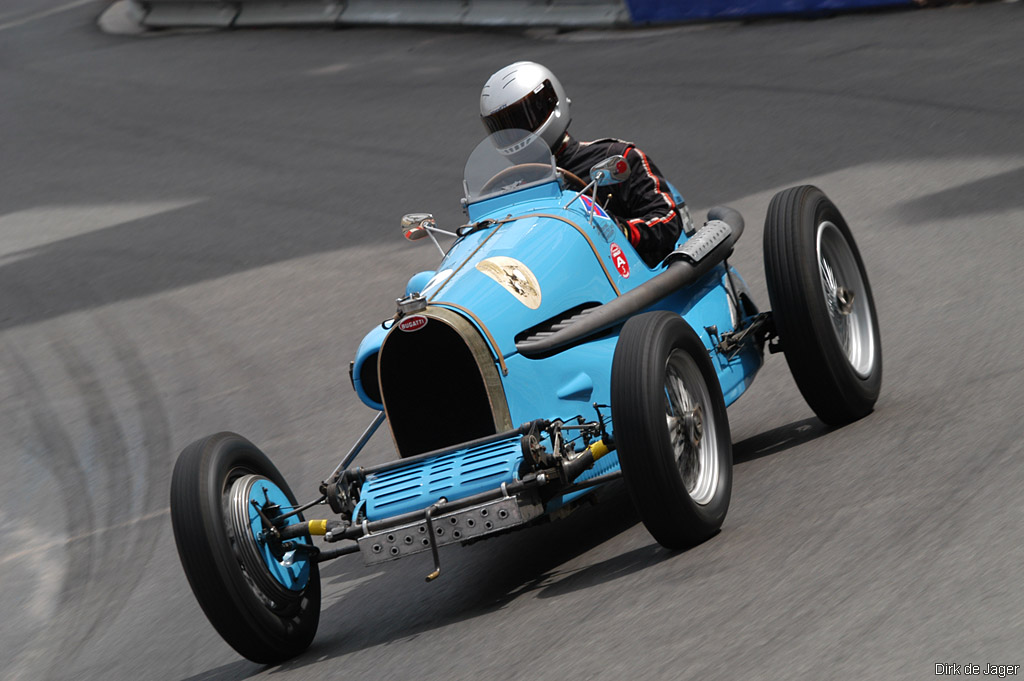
170;432;321;664
611;311;733;550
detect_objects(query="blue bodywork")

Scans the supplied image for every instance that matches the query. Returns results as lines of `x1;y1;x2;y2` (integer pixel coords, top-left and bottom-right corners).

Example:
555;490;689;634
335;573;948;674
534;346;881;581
351;172;763;523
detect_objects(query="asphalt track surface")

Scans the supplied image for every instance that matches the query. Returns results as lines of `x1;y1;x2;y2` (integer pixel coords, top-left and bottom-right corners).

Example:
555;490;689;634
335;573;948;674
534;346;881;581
2;3;1023;680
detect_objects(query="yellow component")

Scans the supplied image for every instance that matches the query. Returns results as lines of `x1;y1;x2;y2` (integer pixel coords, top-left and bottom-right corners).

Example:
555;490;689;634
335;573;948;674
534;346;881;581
425;569;441;582
307;519;328;536
590;440;611;461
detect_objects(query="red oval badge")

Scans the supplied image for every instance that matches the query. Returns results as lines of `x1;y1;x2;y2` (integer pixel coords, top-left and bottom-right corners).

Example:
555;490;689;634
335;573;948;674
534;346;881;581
398;315;428;332
610;243;630;279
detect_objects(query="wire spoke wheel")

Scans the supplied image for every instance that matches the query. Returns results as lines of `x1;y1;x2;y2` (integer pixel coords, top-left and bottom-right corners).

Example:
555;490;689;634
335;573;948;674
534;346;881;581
664;350;718;505
816;221;876;379
764;185;882;425
612;312;732;550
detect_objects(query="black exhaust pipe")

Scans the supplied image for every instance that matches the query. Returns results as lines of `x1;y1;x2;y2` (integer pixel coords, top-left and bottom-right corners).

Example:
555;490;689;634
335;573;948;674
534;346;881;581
515;206;744;357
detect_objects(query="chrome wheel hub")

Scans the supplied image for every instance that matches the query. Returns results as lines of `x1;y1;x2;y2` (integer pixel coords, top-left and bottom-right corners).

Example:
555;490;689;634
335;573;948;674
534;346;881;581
816;221;876;378
227;473;309;607
665;351;718;506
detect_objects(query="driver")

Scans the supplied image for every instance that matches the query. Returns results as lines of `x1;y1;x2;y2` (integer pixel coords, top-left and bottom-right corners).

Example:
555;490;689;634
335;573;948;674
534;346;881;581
480;61;689;267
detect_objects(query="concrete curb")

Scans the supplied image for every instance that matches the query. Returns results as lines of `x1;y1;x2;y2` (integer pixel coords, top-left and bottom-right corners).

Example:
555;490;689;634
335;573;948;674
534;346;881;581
100;0;631;32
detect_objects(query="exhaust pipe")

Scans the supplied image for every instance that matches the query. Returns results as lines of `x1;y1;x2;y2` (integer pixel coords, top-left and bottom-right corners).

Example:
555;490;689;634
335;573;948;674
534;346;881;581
516;206;744;357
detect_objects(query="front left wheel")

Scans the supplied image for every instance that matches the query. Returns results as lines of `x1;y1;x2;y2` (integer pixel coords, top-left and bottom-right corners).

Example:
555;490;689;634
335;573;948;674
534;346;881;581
170;432;321;664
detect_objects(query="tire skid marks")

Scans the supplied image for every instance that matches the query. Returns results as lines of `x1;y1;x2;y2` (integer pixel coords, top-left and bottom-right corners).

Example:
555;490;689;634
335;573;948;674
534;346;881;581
3;281;292;680
48;335;134;530
1;339;99;681
1;340;98;546
1;306;172;680
93;308;172;521
71;309;172;657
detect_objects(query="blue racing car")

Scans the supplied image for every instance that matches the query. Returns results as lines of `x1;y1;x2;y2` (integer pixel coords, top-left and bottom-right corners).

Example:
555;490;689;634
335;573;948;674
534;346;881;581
169;130;882;664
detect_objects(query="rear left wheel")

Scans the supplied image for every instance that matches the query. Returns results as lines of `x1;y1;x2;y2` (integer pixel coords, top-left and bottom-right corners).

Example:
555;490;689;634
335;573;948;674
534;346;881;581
763;185;882;425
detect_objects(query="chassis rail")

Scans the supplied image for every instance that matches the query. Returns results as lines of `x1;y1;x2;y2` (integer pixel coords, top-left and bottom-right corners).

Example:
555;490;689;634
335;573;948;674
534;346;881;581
304;416;621;579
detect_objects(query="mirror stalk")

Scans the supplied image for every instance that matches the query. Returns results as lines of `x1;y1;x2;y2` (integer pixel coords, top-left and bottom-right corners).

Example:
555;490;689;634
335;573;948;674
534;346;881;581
564;180;598;212
425;229;445;257
563;155;630;225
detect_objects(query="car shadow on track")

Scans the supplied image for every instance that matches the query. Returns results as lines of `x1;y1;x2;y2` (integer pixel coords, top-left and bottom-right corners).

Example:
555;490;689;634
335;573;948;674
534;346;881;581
172;491;647;680
732;417;832;465
177;417;831;680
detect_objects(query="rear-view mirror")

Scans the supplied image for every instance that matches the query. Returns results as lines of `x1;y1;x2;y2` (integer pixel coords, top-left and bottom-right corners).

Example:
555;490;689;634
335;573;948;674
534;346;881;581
401;213;435;241
590;156;630;187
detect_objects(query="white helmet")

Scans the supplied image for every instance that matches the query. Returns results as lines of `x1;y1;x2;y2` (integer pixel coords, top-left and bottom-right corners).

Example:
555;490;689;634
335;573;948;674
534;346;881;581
480;61;571;153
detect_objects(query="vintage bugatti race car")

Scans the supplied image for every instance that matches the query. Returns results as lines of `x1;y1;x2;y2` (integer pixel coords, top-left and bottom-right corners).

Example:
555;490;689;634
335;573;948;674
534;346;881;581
169;131;881;663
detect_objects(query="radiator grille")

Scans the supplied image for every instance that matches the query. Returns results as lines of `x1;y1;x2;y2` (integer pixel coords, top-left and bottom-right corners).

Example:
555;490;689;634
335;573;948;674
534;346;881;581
378;312;498;457
361;437;522;520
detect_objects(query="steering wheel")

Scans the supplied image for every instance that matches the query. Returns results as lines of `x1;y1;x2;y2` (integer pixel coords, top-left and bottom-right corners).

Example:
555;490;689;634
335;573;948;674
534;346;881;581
558;167;587;191
479;163;588;194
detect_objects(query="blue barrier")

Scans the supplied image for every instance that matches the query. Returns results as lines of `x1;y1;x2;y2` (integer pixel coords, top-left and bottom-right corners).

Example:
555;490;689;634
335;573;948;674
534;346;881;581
624;0;913;22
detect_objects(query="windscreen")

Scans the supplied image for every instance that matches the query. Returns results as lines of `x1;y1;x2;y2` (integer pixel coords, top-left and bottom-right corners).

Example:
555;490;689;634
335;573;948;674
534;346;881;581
463;130;556;202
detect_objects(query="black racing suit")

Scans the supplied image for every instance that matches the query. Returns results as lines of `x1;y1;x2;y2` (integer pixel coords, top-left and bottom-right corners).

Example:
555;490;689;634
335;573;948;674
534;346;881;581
555;134;686;267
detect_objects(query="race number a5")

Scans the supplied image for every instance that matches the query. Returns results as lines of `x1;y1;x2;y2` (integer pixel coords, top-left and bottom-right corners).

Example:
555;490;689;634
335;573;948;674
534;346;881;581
610;243;630;279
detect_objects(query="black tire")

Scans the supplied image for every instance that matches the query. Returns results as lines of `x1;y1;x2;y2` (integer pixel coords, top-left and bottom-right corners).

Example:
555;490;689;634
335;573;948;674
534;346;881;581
170;432;320;664
763;185;882;425
611;312;733;550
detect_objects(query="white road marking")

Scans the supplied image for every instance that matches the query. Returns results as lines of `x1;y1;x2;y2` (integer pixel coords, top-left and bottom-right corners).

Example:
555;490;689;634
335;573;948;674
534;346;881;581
715;156;1024;233
0;0;98;31
0;199;201;261
0;507;170;567
307;62;352;76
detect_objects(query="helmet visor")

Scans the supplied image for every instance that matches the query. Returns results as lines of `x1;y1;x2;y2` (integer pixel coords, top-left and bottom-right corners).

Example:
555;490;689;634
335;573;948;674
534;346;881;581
482;79;558;148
